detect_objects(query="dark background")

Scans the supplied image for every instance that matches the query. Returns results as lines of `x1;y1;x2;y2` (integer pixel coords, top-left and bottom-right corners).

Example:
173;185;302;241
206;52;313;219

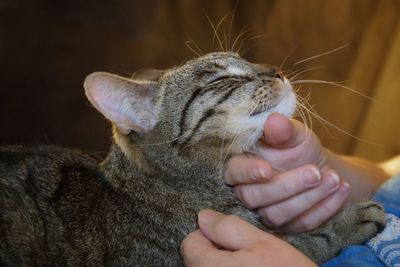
1;0;399;160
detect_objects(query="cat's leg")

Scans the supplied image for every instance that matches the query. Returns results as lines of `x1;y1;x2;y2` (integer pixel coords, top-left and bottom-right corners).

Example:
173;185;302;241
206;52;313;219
286;201;386;264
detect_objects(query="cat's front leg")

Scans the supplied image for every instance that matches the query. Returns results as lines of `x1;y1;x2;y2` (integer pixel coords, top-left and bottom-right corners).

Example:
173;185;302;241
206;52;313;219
286;201;386;264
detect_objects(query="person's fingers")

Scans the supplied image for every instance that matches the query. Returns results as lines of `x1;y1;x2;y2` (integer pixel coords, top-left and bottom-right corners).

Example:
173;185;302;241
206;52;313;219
264;113;308;149
180;229;233;267
257;171;340;227
198;209;270;251
233;165;321;209
283;182;351;233
224;154;273;186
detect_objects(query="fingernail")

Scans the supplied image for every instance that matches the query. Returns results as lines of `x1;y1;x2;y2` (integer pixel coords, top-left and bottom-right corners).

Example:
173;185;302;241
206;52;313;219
338;183;351;196
325;172;340;189
301;168;321;186
252;167;269;180
198;209;220;225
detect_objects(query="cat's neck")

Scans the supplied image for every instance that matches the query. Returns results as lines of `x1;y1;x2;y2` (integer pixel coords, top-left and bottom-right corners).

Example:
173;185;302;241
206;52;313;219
100;143;147;192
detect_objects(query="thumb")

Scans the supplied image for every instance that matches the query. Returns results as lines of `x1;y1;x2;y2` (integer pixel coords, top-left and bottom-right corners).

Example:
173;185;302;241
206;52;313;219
264;113;307;149
198;209;275;250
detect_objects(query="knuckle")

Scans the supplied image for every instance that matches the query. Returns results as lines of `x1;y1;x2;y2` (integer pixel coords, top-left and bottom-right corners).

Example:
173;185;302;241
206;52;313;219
224;168;235;186
324;202;339;214
296;218;315;231
239;187;257;209
281;181;295;195
262;207;287;227
224;158;239;185
304;163;317;169
180;233;194;252
223;170;233;185
302;191;316;205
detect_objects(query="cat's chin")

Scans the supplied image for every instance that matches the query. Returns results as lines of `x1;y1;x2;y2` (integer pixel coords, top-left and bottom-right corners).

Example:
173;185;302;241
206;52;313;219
269;86;297;117
245;90;297;129
235;90;297;153
223;80;297;154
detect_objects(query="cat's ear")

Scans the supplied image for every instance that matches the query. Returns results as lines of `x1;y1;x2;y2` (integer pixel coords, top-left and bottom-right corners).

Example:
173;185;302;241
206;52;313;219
84;72;161;134
131;69;165;82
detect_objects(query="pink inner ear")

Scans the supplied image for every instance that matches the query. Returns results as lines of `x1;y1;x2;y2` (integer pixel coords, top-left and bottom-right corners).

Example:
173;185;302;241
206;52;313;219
84;72;159;134
136;86;154;97
84;74;124;121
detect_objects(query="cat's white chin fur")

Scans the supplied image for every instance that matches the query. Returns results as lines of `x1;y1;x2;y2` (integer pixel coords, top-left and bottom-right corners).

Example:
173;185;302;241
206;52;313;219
226;80;296;154
246;91;296;150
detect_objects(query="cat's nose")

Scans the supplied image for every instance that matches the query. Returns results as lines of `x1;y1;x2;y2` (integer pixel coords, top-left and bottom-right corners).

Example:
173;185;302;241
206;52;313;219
256;64;285;81
275;71;284;82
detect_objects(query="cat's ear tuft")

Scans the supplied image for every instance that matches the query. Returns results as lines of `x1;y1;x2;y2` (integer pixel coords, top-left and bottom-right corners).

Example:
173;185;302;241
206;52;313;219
84;72;161;134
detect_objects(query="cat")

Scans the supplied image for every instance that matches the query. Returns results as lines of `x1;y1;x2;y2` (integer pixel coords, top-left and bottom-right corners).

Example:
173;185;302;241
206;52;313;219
0;52;385;266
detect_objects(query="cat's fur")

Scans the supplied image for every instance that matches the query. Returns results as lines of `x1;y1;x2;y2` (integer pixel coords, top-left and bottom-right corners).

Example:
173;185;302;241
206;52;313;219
0;52;385;266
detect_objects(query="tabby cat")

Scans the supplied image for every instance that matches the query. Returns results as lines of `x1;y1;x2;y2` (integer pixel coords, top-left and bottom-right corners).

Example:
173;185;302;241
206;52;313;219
0;52;385;266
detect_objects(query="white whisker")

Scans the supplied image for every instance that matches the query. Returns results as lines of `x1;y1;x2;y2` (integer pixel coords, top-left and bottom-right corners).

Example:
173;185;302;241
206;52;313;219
296;96;313;134
237;34;263;55
231;26;252;53
205;12;225;52
279;46;298;71
185;35;204;56
185;41;201;57
222;101;260;163
218;99;245;178
293;44;348;66
227;3;238;51
288;66;325;81
292;79;379;103
130;131;191;147
305;102;376;145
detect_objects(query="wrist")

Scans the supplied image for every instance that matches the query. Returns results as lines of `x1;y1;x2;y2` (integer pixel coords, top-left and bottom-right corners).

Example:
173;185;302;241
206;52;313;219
379;155;400;176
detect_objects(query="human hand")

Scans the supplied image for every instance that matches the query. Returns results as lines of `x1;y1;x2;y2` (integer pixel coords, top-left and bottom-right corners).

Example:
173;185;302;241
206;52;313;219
181;209;316;267
225;113;351;232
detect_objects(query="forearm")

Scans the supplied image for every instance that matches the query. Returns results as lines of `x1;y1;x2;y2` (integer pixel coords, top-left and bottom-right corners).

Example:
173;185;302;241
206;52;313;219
379;155;400;177
323;148;390;203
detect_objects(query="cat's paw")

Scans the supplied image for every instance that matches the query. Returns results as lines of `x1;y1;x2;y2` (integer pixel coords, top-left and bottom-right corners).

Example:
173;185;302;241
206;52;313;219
338;201;386;245
286;201;386;264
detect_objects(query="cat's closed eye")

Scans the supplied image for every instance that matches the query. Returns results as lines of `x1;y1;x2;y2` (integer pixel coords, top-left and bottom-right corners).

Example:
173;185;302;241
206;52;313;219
206;75;250;84
206;75;233;84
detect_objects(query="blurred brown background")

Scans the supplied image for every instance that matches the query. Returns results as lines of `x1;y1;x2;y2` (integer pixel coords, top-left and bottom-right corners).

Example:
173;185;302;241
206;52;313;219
1;0;399;161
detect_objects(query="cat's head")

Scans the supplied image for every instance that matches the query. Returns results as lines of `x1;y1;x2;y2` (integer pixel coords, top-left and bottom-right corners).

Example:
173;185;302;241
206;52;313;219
84;52;296;173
